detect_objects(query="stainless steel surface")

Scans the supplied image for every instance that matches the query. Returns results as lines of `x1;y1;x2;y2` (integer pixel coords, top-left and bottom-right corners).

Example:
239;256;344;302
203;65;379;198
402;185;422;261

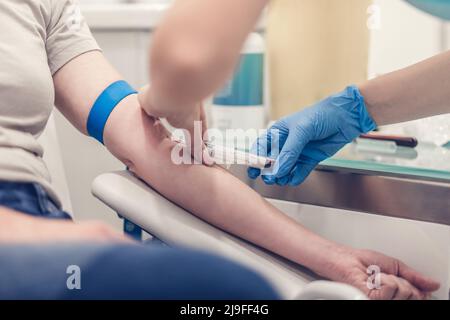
230;166;450;226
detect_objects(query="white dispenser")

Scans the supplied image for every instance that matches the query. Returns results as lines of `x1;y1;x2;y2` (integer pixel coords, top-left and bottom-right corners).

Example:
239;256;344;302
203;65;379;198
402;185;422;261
211;33;267;145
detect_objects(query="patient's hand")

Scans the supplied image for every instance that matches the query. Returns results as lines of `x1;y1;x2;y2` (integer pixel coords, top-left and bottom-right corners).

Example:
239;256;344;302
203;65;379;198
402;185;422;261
323;248;440;300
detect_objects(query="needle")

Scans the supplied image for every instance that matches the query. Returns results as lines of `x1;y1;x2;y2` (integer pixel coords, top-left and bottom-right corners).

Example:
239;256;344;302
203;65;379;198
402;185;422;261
172;138;274;169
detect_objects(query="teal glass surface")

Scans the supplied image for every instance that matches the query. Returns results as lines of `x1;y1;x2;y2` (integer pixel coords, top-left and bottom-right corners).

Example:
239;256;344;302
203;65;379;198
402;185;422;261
321;142;450;182
243;141;450;182
405;0;450;20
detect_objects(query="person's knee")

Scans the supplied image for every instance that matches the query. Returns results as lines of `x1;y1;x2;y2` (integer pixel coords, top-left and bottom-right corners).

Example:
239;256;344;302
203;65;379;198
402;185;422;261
68;246;279;300
168;249;279;300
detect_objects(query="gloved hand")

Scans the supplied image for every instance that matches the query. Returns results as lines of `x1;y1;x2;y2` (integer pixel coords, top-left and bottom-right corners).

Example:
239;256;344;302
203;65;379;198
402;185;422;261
248;85;377;186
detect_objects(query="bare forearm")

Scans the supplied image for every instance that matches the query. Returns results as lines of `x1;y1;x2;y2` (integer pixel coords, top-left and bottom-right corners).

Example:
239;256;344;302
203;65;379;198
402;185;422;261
0;207;131;244
360;50;450;125
104;101;344;277
148;0;268;116
153;162;341;275
0;207;29;228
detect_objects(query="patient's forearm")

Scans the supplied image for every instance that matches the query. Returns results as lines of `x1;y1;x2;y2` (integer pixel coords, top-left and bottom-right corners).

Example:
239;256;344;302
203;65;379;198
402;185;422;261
150;162;342;275
104;101;345;277
0;207;130;244
142;157;339;274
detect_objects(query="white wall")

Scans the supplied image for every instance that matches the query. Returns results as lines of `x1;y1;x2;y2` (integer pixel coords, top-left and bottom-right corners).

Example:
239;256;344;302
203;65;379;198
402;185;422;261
369;0;450;144
368;0;442;78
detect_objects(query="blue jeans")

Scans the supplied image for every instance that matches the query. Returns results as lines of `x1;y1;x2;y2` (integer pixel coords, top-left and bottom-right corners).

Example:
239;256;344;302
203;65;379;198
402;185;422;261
0;181;279;300
0;245;278;300
0;181;71;219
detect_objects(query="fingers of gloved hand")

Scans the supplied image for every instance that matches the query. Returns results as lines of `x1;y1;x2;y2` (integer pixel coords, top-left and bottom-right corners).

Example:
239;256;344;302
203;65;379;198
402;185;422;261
247;167;261;180
248;130;274;180
288;161;318;186
272;129;310;179
262;174;277;185
262;159;317;187
254;130;274;157
275;175;290;186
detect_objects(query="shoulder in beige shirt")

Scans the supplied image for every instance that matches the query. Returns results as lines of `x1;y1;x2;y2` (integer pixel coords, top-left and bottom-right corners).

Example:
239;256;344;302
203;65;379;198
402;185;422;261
0;0;100;207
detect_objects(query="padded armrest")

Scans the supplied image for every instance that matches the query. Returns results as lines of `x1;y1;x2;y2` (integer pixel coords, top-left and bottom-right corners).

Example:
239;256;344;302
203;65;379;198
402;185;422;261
92;171;367;300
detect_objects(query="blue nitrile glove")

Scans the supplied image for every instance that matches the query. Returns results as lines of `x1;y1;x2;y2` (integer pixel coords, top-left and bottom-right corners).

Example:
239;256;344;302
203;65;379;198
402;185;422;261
248;85;377;186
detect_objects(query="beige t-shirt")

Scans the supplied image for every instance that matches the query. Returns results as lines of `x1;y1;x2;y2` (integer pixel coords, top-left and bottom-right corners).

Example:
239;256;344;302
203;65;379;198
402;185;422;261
0;0;100;207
